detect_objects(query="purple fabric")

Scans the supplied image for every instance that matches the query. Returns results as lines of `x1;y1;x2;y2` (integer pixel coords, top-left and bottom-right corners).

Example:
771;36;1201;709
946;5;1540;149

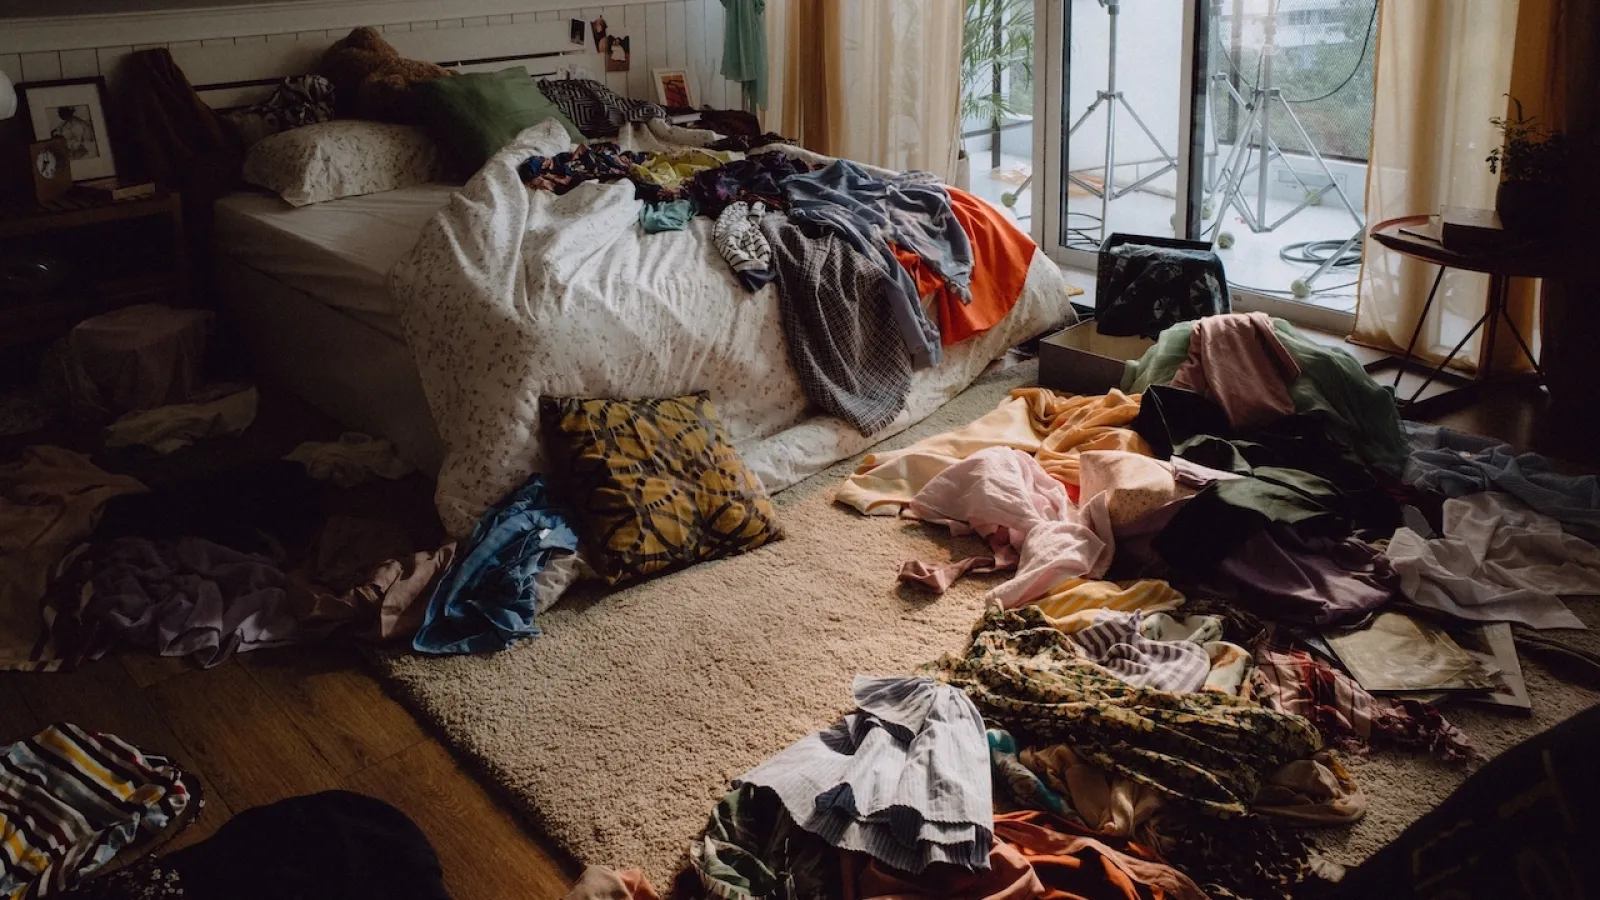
84;536;304;667
1211;527;1397;627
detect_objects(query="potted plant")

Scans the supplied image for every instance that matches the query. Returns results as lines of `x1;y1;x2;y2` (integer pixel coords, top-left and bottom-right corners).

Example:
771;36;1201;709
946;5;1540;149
1487;97;1569;231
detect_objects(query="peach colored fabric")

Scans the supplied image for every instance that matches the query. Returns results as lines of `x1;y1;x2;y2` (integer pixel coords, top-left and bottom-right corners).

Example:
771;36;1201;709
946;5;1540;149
835;394;1043;516
562;865;659;900
1020;745;1164;839
994;810;1208;900
1012;388;1153;487
1076;450;1196;529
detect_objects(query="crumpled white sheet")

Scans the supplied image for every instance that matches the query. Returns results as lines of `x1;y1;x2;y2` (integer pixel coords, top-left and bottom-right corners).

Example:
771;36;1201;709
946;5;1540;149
1387;490;1598;629
284;431;415;488
102;384;257;454
392;119;1075;536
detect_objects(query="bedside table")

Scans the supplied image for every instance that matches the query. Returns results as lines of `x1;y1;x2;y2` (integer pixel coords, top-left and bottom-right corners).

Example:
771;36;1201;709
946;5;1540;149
0;189;190;353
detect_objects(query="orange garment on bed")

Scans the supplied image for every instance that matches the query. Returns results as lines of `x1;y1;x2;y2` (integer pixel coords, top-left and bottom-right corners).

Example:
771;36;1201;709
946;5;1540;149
1010;387;1153;487
892;187;1037;346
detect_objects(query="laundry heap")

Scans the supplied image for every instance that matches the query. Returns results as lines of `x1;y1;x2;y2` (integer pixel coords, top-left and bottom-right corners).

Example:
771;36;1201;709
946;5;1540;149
695;312;1600;899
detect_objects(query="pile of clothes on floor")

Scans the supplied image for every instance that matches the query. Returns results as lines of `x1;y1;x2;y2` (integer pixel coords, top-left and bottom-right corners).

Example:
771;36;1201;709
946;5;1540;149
519;139;1037;435
684;312;1600;899
0;427;578;673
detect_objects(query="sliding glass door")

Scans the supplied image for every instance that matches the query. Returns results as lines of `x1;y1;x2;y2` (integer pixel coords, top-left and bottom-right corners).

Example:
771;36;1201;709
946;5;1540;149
978;0;1379;329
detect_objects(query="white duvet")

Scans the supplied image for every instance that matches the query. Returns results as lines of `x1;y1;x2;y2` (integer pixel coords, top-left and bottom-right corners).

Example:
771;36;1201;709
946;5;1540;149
392;120;1075;537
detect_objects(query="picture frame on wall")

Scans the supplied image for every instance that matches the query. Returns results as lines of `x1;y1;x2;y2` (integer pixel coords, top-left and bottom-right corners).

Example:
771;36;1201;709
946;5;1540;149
653;69;693;109
17;77;118;182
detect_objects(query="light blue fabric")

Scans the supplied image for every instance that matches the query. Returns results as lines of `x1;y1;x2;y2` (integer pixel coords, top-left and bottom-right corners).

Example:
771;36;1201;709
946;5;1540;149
639;198;696;232
413;476;579;655
1405;423;1600;539
720;0;768;110
735;675;993;874
783;160;973;369
986;728;1069;817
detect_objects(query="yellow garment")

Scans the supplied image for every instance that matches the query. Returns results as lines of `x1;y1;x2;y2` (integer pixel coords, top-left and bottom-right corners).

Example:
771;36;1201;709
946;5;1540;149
1034;578;1184;622
834;394;1043;515
629;149;734;189
1011;387;1152;486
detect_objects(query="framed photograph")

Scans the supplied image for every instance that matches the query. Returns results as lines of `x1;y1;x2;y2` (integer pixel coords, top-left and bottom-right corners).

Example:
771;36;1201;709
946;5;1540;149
653;68;693;109
17;77;117;182
590;14;608;51
569;17;586;45
605;35;630;73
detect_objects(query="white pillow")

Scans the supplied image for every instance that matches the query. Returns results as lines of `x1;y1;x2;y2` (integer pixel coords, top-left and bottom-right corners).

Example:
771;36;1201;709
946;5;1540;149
242;119;440;207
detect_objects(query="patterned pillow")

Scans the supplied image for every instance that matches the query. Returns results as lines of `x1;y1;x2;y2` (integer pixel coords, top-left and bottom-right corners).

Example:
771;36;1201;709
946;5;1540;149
552;393;782;585
536;77;666;137
242;119;439;207
221;75;337;149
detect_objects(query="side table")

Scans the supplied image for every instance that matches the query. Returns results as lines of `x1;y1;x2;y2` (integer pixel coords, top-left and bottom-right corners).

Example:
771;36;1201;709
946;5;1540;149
1370;215;1563;405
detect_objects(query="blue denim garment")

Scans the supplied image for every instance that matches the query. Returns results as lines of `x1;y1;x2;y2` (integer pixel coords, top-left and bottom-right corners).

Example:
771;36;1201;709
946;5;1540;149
412;476;580;655
783;160;974;370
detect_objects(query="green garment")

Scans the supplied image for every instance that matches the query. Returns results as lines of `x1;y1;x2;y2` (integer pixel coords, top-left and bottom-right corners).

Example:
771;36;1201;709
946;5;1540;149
639;199;696;233
720;0;769;111
1122;317;1409;470
931;605;1322;819
690;784;837;900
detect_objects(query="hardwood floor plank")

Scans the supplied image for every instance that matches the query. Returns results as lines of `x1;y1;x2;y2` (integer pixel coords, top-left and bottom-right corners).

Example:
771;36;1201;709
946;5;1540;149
343;741;576;900
238;644;427;778
0;673;42;743
11;659;233;851
119;652;200;689
147;662;341;813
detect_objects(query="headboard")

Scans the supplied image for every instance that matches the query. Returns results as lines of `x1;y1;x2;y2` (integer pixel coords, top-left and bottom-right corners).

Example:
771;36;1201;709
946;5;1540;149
173;19;587;109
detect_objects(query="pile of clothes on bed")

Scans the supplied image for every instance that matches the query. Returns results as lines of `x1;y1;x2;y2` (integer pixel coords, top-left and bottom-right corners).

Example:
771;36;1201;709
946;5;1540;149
516;140;1038;437
683;311;1600;900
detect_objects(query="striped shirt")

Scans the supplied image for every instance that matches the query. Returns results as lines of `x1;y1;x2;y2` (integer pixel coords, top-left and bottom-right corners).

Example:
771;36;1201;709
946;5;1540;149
1;723;195;898
1067;610;1211;693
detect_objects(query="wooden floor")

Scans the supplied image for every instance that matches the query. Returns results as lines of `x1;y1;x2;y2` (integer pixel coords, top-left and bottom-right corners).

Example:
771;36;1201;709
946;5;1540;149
0;375;1574;900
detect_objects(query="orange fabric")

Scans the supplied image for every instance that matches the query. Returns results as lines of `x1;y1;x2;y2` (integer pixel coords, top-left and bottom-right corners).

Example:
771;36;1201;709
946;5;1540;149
995;810;1208;900
1010;387;1153;487
892;188;1038;347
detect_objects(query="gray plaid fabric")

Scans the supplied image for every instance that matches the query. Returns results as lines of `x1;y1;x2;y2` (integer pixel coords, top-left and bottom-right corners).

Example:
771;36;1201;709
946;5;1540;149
735;676;993;874
535;78;665;137
761;215;911;436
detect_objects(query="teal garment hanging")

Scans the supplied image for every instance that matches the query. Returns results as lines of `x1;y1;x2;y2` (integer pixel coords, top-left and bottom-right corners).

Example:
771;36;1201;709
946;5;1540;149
720;0;768;111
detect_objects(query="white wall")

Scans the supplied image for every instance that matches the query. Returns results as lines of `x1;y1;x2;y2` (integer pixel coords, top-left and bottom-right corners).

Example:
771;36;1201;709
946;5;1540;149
0;0;736;108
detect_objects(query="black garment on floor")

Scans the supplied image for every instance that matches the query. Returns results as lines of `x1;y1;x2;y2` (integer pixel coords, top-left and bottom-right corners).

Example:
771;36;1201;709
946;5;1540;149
1331;704;1600;899
1152;465;1350;575
60;792;449;900
173;791;450;900
94;460;323;557
1133;385;1400;537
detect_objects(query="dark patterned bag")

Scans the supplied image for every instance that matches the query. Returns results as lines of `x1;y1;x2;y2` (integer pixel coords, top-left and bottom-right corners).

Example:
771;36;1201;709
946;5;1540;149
535;77;665;138
222;75;337;149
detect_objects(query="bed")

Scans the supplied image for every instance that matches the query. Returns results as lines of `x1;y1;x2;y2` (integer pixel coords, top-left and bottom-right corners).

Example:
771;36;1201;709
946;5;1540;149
213;126;1075;538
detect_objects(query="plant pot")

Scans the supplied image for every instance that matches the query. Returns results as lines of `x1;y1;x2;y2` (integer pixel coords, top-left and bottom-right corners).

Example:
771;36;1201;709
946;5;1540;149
1496;180;1563;232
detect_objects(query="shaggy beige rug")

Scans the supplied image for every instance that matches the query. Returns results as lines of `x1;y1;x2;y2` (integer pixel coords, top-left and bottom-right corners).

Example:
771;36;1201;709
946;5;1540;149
374;361;1600;886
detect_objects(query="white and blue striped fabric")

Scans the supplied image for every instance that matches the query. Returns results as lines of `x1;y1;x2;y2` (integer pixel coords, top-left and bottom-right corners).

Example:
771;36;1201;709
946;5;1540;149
1067;610;1212;693
735;675;992;874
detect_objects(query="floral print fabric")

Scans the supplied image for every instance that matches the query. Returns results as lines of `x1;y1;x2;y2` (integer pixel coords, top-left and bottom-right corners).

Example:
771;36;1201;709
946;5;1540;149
930;605;1322;818
242;119;439;207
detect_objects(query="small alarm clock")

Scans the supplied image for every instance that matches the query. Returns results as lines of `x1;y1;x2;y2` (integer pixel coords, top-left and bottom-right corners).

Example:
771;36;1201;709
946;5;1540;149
28;138;72;204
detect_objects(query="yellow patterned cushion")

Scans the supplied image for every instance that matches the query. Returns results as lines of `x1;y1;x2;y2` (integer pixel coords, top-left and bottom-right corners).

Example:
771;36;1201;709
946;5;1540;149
553;393;783;585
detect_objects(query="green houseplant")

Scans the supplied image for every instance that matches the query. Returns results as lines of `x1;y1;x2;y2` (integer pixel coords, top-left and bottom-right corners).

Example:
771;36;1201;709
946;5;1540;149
1487;97;1569;230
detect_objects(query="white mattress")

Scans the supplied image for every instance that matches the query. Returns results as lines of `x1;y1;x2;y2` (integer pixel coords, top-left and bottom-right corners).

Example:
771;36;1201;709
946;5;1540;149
213;185;457;337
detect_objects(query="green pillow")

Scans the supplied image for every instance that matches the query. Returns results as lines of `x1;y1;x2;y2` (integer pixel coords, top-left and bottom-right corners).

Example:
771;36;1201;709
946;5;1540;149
412;68;582;173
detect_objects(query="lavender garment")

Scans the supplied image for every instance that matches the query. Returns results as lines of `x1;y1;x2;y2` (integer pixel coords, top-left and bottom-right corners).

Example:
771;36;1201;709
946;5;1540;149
1067;610;1211;692
1211;527;1397;627
84;537;304;667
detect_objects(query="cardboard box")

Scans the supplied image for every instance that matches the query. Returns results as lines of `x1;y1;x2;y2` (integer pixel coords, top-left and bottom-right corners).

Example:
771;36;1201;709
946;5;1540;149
1038;322;1156;396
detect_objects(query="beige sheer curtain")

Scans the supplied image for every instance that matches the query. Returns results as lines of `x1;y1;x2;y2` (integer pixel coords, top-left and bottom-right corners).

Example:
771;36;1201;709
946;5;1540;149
1350;0;1530;373
764;0;965;183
